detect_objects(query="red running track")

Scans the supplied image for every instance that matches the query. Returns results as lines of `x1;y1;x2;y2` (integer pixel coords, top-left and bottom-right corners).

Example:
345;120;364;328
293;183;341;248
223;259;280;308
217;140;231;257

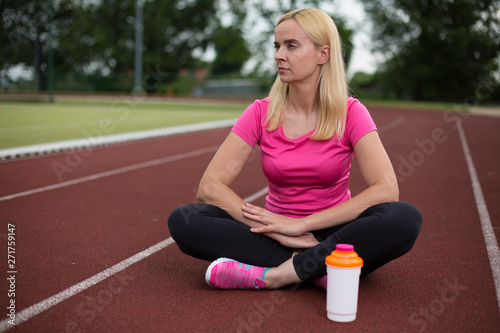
0;106;499;332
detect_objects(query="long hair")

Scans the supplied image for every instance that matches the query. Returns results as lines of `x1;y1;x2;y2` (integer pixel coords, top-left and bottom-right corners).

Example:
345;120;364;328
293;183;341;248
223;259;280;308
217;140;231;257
266;8;348;140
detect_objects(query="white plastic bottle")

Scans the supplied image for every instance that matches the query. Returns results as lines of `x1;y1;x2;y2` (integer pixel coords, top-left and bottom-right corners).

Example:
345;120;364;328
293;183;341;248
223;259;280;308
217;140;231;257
325;244;363;322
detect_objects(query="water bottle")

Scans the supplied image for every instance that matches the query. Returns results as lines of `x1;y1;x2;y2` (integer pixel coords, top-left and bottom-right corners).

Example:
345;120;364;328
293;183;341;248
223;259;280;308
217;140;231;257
325;244;363;322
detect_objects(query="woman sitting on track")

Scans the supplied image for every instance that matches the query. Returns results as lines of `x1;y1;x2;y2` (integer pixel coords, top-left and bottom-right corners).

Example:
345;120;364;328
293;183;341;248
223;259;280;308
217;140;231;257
168;8;422;290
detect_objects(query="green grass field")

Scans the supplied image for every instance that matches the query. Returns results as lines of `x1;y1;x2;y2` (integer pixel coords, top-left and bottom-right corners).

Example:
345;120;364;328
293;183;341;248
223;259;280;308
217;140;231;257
0;98;248;149
0;95;484;150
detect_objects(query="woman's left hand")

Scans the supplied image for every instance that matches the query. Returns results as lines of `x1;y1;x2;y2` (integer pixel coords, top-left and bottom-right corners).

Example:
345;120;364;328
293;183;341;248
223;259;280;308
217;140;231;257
242;203;307;236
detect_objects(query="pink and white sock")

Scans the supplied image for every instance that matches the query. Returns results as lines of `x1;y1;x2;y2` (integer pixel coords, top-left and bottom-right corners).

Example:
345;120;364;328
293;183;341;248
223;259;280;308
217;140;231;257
205;258;269;290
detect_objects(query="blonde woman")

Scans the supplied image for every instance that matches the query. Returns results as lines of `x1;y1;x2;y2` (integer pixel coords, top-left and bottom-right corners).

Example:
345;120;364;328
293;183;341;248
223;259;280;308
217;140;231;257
168;8;422;290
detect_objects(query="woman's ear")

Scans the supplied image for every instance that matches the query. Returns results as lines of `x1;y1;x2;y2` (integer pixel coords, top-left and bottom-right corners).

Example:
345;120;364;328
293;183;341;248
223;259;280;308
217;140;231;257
318;45;330;65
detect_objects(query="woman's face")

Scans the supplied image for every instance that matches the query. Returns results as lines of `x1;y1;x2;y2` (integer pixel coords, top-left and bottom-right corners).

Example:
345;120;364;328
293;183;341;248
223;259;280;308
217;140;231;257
274;19;326;86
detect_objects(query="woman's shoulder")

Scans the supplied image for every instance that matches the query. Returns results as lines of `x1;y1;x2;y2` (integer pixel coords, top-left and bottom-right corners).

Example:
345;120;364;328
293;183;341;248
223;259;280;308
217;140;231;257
232;97;270;147
243;97;270;120
347;96;363;109
346;97;370;116
251;97;270;110
343;96;377;143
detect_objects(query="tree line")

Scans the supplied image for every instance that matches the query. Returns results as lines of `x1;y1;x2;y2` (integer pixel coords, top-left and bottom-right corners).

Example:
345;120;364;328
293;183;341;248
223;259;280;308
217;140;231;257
358;0;500;102
1;0;499;102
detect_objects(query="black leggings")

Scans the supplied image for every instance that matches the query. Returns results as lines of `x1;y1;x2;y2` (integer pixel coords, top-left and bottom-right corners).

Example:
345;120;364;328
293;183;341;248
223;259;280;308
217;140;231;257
167;202;422;281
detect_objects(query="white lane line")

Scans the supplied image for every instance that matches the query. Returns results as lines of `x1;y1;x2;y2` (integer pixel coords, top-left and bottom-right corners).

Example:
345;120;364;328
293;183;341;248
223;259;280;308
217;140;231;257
243;186;269;203
242;188;268;203
0;188;268;332
457;121;500;313
0;146;219;202
378;114;407;133
0;238;175;332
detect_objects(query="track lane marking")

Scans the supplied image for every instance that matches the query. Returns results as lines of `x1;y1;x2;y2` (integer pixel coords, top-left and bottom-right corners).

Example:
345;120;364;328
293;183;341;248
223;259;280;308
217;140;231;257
377;114;407;133
0;238;175;333
243;186;269;203
0;146;219;202
457;121;500;313
0;188;269;331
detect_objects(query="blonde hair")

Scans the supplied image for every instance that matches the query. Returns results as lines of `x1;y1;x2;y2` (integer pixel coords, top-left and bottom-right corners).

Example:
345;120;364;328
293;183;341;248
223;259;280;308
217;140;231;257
266;8;348;140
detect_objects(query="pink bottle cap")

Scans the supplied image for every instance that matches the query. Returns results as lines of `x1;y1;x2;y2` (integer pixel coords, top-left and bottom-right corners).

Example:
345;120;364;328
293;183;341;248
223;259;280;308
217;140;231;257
336;244;354;252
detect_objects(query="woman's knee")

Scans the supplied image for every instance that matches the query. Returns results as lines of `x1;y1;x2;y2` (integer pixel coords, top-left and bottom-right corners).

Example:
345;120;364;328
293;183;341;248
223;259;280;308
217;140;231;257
168;204;198;241
394;201;422;237
358;202;422;275
168;203;228;242
383;202;423;250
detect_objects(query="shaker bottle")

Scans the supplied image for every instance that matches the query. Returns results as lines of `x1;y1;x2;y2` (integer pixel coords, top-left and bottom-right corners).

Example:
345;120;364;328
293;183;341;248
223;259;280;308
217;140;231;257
325;244;363;322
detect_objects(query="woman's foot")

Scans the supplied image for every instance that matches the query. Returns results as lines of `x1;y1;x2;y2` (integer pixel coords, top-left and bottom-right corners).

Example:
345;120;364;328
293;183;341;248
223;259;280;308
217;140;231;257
205;258;269;290
313;275;327;289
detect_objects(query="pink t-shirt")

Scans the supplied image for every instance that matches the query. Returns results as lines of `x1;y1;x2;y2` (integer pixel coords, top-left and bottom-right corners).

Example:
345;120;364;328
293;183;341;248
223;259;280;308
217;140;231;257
232;97;377;218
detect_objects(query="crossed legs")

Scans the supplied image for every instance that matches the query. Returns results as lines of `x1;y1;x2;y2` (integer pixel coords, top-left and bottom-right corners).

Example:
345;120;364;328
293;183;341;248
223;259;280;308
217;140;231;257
168;202;422;289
